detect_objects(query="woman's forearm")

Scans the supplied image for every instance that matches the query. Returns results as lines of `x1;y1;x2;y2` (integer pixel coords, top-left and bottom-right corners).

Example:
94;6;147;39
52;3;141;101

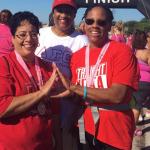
0;90;45;118
70;84;128;104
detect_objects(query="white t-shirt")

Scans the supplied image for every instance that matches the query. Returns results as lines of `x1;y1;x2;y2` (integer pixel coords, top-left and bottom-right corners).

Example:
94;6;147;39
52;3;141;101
35;26;88;78
35;26;88;128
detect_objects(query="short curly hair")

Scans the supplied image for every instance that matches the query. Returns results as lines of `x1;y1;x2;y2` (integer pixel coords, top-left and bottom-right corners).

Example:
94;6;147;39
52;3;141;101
0;9;12;24
0;9;12;17
9;11;41;36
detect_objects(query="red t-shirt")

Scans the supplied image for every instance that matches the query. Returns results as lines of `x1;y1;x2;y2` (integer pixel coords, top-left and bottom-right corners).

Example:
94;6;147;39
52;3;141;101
0;51;59;150
71;41;139;150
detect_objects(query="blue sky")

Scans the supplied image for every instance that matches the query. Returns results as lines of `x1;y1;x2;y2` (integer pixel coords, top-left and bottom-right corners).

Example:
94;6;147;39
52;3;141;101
0;0;145;25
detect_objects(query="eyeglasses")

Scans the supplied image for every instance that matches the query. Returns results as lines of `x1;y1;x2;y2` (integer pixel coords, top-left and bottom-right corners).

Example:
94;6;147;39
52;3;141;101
85;18;107;27
15;32;38;40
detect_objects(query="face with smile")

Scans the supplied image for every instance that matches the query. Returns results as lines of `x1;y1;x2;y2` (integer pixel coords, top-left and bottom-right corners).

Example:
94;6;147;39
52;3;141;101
84;6;112;48
12;20;38;60
53;5;76;34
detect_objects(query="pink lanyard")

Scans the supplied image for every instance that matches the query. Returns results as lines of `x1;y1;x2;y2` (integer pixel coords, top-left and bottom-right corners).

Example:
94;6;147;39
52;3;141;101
85;42;110;87
15;51;43;90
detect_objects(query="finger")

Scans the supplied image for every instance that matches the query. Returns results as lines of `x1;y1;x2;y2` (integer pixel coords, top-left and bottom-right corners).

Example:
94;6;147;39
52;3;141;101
51;68;58;79
50;73;57;85
50;90;71;98
56;68;69;83
52;62;57;70
40;69;58;95
46;70;57;88
56;67;63;78
56;68;70;89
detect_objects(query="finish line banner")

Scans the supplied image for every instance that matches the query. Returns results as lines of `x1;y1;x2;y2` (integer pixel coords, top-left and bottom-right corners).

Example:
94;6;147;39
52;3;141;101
75;0;150;19
76;0;137;8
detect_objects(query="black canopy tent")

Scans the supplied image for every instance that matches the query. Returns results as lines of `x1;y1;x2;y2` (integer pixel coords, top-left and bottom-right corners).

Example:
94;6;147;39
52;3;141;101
75;0;150;19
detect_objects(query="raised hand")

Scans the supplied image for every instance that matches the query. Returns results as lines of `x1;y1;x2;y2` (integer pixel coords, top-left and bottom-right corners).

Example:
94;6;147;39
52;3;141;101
50;64;72;98
40;66;58;97
56;66;71;90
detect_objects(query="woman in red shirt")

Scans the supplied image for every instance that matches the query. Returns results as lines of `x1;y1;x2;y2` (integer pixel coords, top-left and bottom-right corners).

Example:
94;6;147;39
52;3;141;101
53;5;140;150
0;11;60;150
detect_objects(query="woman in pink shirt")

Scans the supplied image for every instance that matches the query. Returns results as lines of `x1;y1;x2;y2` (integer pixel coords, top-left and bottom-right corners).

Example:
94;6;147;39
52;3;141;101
0;9;13;57
110;21;126;43
132;30;150;132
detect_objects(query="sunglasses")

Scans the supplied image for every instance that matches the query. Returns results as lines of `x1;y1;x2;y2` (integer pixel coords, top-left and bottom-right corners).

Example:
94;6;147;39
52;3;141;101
85;18;107;27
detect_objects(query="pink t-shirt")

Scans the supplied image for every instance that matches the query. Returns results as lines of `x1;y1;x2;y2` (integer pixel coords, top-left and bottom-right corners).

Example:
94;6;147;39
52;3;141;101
126;35;133;48
111;34;126;43
0;24;13;57
138;60;150;82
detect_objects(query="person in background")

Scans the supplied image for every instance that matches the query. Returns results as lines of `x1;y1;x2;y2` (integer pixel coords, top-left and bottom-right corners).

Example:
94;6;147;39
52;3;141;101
110;21;126;43
0;11;60;150
0;9;14;57
132;30;147;54
146;31;150;49
126;32;133;49
131;30;150;136
77;21;86;34
35;0;88;150
54;5;140;150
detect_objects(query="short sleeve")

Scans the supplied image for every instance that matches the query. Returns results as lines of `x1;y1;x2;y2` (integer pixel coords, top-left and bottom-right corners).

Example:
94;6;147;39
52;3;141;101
112;44;140;90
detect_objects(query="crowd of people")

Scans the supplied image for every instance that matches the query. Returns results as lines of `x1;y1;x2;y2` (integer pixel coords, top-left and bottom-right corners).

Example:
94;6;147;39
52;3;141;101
0;0;150;150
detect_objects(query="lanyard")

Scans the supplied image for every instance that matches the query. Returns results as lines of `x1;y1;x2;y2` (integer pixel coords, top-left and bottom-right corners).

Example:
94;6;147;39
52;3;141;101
85;42;110;87
15;51;43;90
